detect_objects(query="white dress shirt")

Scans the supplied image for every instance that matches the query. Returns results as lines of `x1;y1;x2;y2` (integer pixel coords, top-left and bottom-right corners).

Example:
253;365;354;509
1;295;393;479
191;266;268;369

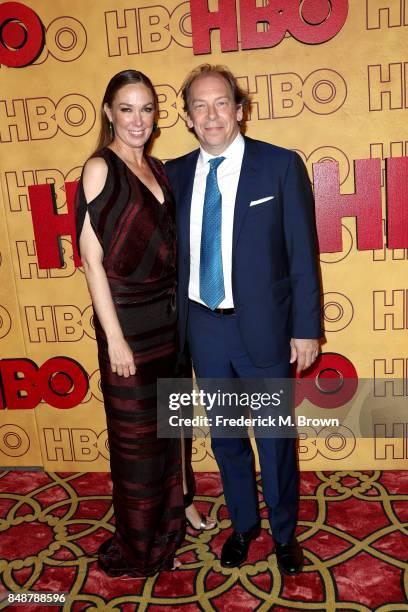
189;132;245;308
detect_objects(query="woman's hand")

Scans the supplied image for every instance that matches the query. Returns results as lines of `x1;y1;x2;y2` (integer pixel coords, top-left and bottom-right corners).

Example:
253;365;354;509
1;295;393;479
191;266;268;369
108;337;136;377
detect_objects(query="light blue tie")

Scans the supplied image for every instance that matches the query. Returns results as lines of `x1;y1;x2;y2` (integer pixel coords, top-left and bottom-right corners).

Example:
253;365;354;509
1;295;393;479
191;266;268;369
200;157;225;310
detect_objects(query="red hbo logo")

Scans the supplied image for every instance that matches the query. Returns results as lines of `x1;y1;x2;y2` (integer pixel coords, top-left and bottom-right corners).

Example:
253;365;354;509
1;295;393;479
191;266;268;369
0;2;44;67
0;357;88;409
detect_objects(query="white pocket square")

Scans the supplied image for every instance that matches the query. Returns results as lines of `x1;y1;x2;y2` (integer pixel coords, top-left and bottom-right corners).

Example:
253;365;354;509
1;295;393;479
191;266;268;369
249;196;275;207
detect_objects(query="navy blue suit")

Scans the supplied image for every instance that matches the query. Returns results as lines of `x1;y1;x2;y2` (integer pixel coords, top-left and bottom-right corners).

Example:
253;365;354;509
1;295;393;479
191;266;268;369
166;136;321;542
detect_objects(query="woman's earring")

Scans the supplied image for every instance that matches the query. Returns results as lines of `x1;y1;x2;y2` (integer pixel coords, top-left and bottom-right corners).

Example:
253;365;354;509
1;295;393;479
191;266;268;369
152;122;158;133
109;122;114;138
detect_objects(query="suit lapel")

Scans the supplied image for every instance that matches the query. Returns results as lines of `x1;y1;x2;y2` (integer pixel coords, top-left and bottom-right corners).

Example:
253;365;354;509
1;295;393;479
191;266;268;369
232;137;258;251
178;149;199;263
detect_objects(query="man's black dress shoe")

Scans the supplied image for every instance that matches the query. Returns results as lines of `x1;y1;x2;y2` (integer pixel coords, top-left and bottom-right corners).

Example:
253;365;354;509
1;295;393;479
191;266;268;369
274;536;303;575
221;524;260;568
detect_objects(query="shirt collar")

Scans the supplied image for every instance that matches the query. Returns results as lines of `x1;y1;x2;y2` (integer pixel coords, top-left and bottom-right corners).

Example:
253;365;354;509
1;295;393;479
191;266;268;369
198;132;245;167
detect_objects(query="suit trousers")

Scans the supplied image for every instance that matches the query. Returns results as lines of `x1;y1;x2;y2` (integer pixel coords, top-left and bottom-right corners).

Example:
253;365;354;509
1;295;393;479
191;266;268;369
187;300;299;543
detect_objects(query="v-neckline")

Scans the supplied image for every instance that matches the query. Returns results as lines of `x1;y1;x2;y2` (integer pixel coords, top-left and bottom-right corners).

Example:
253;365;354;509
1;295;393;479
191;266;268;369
106;147;165;205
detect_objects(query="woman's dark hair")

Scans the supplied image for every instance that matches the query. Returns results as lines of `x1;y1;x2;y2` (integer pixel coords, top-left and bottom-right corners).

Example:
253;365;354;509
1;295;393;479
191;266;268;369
93;69;158;154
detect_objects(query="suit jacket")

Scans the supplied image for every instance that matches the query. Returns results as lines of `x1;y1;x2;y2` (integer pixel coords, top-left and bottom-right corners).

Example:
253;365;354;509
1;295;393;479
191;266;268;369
166;136;322;368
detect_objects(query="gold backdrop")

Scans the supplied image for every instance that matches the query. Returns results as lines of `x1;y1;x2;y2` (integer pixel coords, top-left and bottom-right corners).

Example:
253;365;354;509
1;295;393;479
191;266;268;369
0;0;406;471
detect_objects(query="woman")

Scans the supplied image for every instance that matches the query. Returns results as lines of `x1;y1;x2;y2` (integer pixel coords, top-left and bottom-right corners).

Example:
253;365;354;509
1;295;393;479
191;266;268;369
76;70;213;578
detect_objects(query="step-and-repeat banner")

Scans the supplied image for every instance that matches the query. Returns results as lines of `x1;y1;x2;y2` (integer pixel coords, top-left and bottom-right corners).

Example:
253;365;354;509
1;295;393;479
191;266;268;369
0;0;407;471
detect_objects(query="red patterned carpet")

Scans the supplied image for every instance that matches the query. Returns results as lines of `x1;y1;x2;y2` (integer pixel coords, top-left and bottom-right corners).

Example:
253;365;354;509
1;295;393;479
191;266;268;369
0;470;407;611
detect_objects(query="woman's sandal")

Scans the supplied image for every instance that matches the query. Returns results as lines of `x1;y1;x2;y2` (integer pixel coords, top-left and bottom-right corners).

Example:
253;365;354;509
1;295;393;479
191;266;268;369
184;492;217;532
172;558;182;570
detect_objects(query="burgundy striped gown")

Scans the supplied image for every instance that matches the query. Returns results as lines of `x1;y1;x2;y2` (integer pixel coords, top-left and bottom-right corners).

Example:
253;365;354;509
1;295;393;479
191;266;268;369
76;147;185;576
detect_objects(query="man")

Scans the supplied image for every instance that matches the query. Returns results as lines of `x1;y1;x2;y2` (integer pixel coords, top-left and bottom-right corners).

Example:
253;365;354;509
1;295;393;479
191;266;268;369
166;65;321;574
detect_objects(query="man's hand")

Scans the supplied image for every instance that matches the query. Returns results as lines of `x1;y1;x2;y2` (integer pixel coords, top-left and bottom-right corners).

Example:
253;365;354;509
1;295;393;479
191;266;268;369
290;338;319;373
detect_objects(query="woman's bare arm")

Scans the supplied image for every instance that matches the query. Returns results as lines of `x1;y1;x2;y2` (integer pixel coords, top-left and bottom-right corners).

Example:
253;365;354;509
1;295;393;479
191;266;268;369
79;157;136;377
